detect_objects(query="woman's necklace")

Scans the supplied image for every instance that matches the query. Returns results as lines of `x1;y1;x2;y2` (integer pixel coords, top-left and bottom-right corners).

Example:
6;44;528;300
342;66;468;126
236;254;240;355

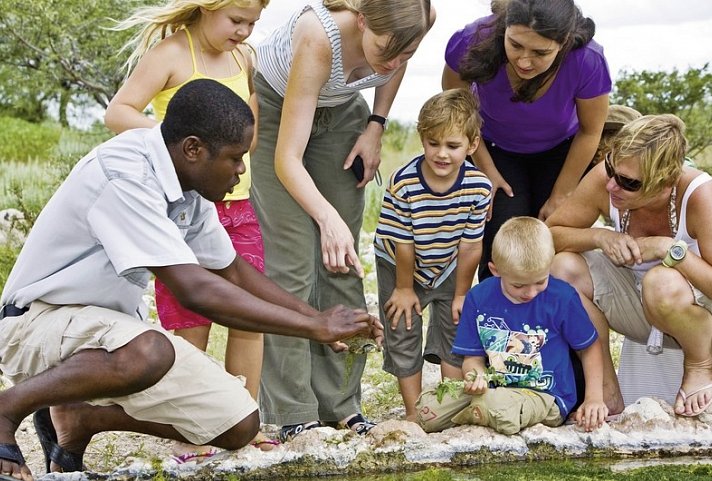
620;186;678;236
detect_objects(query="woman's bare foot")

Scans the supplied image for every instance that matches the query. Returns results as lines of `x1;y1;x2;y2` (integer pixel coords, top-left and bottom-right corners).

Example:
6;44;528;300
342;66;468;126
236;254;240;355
674;360;712;416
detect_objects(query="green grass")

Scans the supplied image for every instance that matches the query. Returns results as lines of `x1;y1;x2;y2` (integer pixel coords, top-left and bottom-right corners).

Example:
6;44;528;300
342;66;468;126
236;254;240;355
341;461;712;481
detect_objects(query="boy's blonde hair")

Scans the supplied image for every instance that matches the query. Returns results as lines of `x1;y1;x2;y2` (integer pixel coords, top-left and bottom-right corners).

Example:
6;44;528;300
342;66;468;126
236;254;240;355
492;217;554;274
324;0;432;61
610;114;688;198
416;89;482;145
113;0;269;73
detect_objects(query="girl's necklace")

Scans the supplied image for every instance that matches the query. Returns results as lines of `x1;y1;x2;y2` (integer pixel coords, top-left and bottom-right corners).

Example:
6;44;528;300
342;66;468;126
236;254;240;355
197;37;233;78
620;186;678;236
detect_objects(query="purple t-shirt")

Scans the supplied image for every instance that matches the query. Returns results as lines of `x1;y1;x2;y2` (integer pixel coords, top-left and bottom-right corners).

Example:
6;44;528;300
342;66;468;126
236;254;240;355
445;15;612;154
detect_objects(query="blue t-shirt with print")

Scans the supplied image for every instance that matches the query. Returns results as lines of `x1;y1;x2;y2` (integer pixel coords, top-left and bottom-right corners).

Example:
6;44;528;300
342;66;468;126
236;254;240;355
452;276;597;417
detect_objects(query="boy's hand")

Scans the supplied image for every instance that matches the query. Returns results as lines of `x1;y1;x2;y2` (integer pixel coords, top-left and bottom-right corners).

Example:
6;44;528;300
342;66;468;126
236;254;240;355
384;287;421;331
574;398;608;432
451;295;466;325
463;370;488;395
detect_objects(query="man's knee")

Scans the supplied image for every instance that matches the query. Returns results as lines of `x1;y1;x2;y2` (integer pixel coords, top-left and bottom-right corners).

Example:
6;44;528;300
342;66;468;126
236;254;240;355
213;410;260;450
111;330;175;388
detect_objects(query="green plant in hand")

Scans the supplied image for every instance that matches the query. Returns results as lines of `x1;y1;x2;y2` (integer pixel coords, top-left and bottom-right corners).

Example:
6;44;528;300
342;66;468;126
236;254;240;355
433;367;507;403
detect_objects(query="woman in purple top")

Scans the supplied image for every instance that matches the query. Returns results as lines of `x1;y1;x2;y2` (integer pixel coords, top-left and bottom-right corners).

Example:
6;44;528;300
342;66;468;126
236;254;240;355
443;0;611;280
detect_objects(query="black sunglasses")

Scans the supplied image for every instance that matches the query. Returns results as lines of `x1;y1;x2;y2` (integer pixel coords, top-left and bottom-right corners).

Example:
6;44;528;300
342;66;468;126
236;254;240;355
604;153;642;192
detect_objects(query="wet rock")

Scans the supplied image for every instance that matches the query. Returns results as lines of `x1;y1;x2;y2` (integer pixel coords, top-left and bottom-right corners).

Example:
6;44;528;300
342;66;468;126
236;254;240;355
30;397;712;480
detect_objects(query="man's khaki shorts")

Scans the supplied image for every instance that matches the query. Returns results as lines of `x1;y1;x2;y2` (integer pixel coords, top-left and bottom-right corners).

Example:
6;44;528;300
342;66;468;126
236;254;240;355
416;386;562;435
0;302;257;445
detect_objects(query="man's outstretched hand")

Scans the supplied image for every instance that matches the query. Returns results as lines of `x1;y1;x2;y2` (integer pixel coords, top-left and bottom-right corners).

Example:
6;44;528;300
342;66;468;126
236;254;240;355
317;306;383;348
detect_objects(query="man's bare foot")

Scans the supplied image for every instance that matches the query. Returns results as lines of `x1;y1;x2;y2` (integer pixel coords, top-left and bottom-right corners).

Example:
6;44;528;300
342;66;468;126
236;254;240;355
0;440;33;481
674;360;712;416
49;404;93;467
0;410;33;481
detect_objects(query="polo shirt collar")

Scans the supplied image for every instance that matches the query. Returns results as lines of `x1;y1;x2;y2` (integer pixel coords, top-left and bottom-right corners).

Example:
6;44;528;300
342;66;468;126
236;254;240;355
146;124;184;203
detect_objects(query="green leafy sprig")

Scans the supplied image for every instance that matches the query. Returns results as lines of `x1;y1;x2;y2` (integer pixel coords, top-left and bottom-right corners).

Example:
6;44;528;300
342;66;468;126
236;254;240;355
433;367;507;403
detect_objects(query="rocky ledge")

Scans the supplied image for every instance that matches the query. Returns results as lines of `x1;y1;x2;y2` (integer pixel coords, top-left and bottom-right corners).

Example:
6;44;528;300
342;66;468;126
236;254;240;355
38;397;712;481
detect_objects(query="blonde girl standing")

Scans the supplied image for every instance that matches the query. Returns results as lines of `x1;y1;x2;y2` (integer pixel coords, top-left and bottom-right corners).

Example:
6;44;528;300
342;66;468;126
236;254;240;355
105;0;275;456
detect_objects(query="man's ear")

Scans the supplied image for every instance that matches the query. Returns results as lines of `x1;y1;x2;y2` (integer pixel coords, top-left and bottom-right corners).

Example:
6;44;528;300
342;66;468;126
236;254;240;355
182;136;204;162
488;261;500;278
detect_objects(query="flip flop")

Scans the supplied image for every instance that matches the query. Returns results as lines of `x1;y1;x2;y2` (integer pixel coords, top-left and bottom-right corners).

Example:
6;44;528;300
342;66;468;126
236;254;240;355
169;447;218;464
0;443;26;481
676;383;712;417
250;438;280;451
32;408;84;473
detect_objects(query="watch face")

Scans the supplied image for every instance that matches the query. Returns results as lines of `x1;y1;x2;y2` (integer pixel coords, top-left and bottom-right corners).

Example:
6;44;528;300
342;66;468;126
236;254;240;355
670;244;686;261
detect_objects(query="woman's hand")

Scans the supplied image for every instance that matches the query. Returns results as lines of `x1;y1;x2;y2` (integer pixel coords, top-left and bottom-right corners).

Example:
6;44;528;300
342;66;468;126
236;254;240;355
480;167;513;221
637;236;677;263
538;190;569;221
344;125;383;188
318;210;363;277
595;229;643;266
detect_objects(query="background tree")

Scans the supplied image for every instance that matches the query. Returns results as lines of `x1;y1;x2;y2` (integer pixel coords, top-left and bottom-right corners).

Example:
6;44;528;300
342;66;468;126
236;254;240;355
0;0;138;125
611;64;712;158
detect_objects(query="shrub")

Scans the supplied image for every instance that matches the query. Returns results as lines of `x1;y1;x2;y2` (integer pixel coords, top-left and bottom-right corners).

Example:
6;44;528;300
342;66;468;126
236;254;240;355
0;116;61;162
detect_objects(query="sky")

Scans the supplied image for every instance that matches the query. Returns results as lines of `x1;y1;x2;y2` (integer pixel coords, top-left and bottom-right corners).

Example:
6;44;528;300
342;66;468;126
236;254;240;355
250;0;712;122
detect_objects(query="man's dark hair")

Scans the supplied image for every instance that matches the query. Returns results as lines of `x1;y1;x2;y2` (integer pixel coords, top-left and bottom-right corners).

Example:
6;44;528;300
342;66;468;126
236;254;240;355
161;79;254;154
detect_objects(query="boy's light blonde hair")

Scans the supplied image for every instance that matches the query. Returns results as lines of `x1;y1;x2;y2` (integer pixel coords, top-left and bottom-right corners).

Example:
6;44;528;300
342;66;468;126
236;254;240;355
416;89;482;145
492;217;554;274
610;114;687;198
324;0;432;61
113;0;269;73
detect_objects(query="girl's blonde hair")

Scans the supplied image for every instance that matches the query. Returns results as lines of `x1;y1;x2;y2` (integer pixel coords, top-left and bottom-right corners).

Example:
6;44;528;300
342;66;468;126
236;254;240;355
417;88;481;145
492;217;554;275
610;114;688;198
324;0;432;60
113;0;269;73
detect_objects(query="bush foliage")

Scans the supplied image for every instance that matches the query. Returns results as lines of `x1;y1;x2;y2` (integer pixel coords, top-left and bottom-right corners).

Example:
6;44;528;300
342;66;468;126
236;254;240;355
0;116;61;162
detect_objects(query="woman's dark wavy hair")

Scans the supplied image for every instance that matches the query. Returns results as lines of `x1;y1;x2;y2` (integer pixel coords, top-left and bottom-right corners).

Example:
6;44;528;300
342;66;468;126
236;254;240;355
161;79;254;155
459;0;595;103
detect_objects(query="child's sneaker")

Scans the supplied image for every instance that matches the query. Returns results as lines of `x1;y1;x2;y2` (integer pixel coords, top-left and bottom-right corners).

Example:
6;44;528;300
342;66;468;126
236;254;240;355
278;421;322;442
342;413;376;435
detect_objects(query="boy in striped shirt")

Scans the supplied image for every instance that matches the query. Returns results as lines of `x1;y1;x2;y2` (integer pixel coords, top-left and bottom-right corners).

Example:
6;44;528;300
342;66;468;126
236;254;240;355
374;89;492;421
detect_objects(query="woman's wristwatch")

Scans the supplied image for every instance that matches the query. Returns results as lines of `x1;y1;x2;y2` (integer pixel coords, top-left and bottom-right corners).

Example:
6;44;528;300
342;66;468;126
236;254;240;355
367;114;387;129
662;240;688;268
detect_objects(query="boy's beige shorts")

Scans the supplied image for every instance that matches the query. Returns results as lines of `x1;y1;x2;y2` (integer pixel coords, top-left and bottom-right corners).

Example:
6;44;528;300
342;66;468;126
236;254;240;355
416;386;562;435
0;301;257;445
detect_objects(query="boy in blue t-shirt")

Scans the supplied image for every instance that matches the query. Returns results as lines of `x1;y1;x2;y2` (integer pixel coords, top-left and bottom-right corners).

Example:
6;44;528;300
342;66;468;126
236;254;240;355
374;89;492;421
416;217;607;434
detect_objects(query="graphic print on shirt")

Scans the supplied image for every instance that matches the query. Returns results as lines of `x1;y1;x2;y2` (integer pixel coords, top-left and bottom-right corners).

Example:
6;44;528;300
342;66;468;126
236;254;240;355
476;314;553;390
